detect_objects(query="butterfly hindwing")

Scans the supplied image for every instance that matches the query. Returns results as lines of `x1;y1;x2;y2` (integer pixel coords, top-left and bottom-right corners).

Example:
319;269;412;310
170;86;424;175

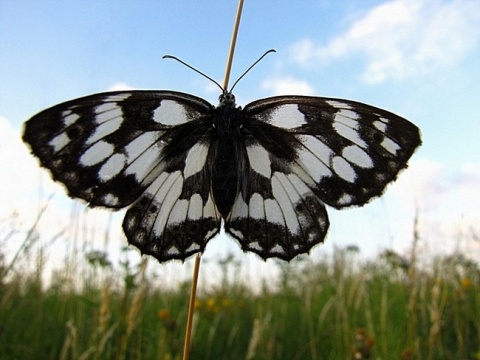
23;90;222;261
225;153;330;261
123;168;221;262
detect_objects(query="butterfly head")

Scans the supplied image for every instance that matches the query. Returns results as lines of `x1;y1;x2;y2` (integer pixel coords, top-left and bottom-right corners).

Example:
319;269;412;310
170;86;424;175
218;91;237;108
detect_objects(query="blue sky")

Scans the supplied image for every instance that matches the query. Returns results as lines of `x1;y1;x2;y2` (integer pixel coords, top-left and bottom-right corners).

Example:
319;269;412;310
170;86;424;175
1;0;479;281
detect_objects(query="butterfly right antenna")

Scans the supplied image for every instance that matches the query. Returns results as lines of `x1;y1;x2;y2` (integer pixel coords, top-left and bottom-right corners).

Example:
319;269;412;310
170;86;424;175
229;49;276;92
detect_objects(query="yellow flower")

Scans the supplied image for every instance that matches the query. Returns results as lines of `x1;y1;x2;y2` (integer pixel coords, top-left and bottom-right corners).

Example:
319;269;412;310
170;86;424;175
461;277;471;290
194;299;202;309
158;309;169;321
221;299;232;308
206;298;216;309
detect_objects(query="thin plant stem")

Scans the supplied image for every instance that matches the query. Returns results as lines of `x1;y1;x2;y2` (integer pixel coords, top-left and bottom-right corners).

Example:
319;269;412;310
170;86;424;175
182;254;201;360
222;0;244;91
181;1;244;359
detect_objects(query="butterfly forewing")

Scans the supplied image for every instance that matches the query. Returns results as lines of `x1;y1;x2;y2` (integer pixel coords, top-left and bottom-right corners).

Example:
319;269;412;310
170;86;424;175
243;96;421;208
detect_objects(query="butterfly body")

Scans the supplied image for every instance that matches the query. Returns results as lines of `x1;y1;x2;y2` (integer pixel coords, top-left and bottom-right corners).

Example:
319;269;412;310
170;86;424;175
24;90;421;262
210;94;247;216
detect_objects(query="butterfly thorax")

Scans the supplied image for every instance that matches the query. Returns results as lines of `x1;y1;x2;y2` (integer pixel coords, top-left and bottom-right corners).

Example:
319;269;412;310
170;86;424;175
211;96;246;217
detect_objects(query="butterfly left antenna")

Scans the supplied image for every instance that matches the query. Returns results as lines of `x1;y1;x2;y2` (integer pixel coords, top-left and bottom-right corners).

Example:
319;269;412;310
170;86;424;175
163;55;224;93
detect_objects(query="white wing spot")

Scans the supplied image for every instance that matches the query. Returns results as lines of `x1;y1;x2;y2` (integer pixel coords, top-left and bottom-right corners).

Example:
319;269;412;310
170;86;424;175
125;136;163;182
265;199;283;226
336;109;359;122
187;194;203;221
333;114;367;148
151;171;183;236
373;120;387;132
382;137;401;155
332;156;356;183
249;193;265;220
270;244;284;254
102;193;120;206
104;93;131;102
337;193;353;206
287;173;311;196
168;199;189;225
272;174;300;235
204;193;219;219
80;141;114;166
342;145;373;168
185;243;201;253
297;135;332;182
184;142;209;179
153;100;189;125
63;111;80;126
270;104;307;129
86;117;123;145
49;133;70;152
125;132;160;159
94;103;123;124
166;246;181;256
248;241;263;251
326;100;353;109
299;135;331;165
98;153;126;182
231;193;248;219
246;144;271;178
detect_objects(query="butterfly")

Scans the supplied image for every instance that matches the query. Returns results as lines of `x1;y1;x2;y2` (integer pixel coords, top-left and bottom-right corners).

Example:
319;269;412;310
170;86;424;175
23;63;421;263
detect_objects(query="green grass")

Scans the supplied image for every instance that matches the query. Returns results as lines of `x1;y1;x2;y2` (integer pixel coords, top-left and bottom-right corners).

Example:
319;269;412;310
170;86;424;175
1;224;479;359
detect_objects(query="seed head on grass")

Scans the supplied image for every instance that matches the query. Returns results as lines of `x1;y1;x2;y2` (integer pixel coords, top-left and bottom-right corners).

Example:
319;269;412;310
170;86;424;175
353;328;375;359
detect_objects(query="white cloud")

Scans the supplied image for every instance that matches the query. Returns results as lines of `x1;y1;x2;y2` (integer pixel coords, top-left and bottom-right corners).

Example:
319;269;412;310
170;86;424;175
0;116;127;272
390;158;480;255
261;76;315;96
290;0;480;83
106;82;137;91
0;116;54;220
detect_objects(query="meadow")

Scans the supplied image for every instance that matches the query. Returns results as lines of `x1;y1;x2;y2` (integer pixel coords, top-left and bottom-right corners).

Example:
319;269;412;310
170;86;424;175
0;214;479;360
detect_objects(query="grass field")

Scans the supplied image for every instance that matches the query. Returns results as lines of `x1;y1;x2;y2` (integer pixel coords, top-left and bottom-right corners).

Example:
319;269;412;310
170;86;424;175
0;214;479;360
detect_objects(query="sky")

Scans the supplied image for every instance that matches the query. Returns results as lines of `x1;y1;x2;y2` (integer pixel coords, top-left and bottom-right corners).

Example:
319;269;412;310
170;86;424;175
1;0;479;285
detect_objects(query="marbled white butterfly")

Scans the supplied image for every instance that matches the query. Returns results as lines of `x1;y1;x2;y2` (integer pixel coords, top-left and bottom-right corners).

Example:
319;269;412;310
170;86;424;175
23;64;421;262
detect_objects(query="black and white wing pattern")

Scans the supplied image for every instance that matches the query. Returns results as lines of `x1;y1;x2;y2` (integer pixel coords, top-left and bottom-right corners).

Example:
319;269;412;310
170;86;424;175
23;91;222;261
23;90;421;262
226;96;421;260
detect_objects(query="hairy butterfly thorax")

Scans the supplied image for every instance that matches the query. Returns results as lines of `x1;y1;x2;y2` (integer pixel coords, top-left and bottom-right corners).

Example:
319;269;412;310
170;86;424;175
23;52;421;262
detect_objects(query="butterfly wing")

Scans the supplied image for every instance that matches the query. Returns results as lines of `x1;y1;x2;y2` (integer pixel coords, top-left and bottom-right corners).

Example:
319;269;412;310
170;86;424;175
225;96;421;260
23;91;221;261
